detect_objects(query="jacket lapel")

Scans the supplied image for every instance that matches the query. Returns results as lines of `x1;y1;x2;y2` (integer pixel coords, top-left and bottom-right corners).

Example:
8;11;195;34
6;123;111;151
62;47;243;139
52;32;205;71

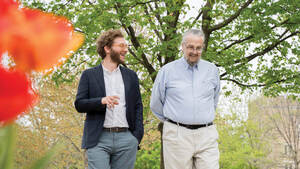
94;64;106;96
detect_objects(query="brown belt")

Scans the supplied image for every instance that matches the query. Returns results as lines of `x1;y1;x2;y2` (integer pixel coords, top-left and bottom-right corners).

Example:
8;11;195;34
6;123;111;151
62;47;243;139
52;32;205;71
103;127;128;132
167;119;213;130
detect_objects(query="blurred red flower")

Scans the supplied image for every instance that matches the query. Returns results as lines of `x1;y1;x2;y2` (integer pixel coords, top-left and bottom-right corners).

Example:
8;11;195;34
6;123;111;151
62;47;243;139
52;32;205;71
0;0;84;72
0;0;84;124
0;66;38;124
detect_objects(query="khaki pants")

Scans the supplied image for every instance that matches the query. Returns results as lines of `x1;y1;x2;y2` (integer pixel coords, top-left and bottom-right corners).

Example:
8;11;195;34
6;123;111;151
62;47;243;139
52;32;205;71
163;121;219;169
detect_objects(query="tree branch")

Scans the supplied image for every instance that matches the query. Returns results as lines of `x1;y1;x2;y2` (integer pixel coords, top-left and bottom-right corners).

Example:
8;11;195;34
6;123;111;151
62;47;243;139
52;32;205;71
190;10;203;28
220;31;299;78
147;1;166;67
126;26;156;78
56;0;73;11
209;0;253;32
149;1;163;30
129;0;157;6
74;28;85;34
221;73;299;87
240;31;298;63
128;48;143;63
142;4;163;42
202;0;214;51
114;4;156;81
161;0;185;65
223;35;254;51
61;134;81;152
140;5;163;66
218;18;291;54
221;78;277;87
157;53;163;67
109;0;158;9
87;0;95;6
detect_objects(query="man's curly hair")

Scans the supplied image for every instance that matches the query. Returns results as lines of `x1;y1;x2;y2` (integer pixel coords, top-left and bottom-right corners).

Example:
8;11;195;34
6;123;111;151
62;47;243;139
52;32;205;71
96;29;124;59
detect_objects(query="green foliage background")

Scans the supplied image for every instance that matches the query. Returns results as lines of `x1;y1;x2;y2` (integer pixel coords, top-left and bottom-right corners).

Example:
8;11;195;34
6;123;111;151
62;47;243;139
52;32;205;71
22;0;300;98
11;0;300;168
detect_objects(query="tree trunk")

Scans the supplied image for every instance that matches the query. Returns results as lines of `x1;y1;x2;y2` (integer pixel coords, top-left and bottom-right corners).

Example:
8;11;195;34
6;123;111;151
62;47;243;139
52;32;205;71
158;122;164;169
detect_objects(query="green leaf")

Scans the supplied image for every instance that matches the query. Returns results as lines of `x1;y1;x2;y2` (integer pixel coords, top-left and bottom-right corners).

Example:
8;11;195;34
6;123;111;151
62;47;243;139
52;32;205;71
28;144;62;169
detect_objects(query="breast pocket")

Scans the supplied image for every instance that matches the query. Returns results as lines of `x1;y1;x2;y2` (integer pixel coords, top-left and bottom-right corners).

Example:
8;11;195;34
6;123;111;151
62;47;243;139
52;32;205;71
198;80;214;99
166;80;191;99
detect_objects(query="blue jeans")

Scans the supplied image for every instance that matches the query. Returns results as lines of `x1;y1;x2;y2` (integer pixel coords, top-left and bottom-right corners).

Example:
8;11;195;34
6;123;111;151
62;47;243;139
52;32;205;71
86;130;138;169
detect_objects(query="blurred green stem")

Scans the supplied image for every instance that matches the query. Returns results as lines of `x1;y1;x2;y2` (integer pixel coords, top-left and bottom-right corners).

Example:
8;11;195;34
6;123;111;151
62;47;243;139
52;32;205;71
0;124;16;169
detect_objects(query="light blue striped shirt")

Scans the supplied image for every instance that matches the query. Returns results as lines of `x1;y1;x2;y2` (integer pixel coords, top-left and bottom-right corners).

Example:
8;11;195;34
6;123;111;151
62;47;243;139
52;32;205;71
150;57;220;124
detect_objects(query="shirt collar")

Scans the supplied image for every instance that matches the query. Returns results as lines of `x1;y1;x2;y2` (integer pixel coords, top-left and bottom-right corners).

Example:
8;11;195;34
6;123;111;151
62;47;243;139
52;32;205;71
181;57;200;70
102;64;120;73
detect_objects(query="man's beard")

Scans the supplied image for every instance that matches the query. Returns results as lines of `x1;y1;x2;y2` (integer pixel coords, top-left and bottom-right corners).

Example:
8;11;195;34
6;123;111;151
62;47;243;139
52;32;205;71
185;54;200;66
110;49;125;65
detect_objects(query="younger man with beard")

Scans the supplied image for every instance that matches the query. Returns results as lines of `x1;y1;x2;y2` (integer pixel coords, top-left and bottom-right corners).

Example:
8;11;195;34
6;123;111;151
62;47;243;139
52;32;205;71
74;29;144;169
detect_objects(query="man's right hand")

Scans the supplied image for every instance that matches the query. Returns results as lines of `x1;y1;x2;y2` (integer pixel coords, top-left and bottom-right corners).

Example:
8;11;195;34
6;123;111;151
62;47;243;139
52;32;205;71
101;96;120;109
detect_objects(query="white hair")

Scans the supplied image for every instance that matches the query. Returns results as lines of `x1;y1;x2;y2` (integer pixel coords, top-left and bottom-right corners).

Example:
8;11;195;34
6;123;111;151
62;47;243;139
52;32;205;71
181;29;205;45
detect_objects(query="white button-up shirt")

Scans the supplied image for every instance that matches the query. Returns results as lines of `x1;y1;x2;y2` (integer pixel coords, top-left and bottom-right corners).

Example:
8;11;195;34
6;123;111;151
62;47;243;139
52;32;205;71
102;65;128;128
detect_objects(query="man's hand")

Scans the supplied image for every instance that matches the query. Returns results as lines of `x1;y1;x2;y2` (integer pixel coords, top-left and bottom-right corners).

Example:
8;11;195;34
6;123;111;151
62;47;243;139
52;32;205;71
101;96;120;109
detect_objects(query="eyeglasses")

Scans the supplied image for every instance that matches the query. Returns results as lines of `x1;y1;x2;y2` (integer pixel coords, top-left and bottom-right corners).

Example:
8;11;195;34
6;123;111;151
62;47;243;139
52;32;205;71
112;43;131;48
185;44;203;52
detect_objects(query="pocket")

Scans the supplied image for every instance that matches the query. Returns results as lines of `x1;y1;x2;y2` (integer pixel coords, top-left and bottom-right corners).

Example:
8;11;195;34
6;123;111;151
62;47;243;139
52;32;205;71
198;81;214;98
129;132;138;144
211;125;219;140
162;122;178;141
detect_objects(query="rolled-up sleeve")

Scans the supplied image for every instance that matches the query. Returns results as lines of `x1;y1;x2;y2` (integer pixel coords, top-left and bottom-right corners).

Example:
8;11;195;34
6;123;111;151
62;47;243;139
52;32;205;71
150;69;166;121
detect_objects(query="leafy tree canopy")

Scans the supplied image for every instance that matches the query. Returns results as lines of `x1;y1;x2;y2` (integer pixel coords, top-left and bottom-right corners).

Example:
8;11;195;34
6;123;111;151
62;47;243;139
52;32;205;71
22;0;300;98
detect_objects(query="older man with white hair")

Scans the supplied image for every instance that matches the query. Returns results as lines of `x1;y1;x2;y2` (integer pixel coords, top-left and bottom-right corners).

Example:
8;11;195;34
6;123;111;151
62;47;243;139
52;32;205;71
150;29;220;169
